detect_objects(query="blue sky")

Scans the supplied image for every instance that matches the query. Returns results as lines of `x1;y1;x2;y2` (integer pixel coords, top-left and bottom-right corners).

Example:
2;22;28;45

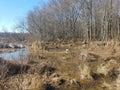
0;0;49;32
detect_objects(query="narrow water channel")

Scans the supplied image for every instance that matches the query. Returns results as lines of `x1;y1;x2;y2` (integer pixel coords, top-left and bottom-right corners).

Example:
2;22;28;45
0;48;29;61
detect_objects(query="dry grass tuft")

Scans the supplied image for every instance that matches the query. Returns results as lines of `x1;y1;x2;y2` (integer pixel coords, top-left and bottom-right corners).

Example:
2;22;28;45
6;74;44;90
79;62;92;80
30;41;42;53
0;58;30;77
97;59;118;76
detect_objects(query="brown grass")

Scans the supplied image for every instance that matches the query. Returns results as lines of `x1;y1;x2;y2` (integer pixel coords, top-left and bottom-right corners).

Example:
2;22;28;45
0;58;30;77
1;41;120;90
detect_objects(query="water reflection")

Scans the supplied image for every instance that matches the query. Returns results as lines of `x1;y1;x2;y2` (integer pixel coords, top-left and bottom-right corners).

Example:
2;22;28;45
0;48;29;61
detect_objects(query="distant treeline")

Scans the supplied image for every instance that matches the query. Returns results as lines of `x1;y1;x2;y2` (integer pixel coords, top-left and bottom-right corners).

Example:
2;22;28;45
0;33;29;41
0;33;16;38
18;0;120;42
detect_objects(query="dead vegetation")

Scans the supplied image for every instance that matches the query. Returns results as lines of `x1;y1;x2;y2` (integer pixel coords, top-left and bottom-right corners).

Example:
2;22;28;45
0;58;30;78
1;41;120;90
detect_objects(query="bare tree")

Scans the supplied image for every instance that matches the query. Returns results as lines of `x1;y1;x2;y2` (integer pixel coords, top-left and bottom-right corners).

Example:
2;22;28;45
16;0;120;42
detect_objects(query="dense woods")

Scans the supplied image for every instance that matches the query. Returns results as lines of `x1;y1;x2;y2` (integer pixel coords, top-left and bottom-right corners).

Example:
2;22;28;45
21;0;120;41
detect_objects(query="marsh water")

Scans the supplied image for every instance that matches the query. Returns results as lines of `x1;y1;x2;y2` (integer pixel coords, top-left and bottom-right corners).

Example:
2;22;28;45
0;48;29;61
